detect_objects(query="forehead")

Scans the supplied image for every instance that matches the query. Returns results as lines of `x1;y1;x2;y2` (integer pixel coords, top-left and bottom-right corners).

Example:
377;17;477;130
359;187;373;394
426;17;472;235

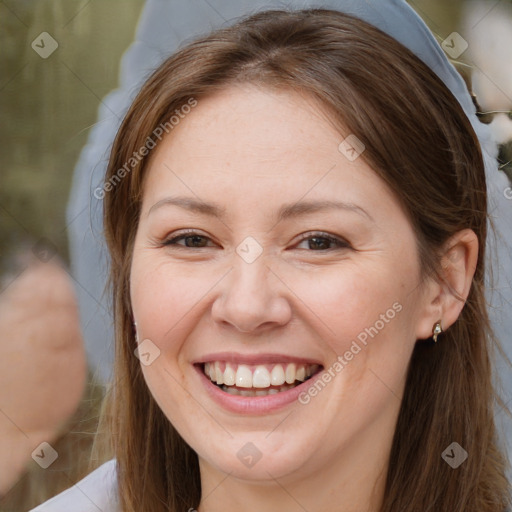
166;84;339;162
141;84;389;213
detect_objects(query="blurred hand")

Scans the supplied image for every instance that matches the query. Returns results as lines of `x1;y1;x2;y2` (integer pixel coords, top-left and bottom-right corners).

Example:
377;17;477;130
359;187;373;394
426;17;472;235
0;258;86;495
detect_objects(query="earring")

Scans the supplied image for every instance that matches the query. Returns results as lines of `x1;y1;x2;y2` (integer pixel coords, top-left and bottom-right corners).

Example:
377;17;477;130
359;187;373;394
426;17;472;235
432;321;443;343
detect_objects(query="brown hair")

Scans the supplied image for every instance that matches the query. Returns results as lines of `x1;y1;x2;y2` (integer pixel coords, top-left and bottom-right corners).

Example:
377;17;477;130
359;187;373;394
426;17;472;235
99;8;511;511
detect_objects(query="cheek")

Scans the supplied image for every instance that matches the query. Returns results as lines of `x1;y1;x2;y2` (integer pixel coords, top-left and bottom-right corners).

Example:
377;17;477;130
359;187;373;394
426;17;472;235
291;261;418;397
298;267;416;414
130;255;213;348
294;263;408;344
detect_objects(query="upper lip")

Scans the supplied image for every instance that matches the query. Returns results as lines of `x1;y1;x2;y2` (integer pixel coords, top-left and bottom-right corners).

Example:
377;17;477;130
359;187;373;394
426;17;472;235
192;352;323;366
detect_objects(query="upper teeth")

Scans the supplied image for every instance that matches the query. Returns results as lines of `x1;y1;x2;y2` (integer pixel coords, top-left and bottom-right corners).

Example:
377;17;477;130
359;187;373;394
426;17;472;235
204;362;319;388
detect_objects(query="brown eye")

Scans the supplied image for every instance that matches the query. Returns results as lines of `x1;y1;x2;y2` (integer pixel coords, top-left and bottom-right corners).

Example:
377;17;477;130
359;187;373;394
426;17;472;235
163;231;213;248
181;235;209;248
295;232;350;251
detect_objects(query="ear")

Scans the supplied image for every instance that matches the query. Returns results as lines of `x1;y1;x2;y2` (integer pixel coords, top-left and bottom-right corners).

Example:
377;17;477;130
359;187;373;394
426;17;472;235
415;229;479;341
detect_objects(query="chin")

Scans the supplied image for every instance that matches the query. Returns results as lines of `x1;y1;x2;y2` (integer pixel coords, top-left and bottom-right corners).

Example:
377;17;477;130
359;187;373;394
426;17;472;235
198;440;316;482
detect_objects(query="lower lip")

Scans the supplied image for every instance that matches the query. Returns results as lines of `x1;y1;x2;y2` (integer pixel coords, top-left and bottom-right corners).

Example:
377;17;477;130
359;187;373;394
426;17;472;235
195;365;322;414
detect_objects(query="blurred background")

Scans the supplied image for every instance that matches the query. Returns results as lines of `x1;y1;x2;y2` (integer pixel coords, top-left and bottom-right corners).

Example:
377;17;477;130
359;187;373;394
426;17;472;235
0;1;144;509
1;0;144;265
1;0;511;510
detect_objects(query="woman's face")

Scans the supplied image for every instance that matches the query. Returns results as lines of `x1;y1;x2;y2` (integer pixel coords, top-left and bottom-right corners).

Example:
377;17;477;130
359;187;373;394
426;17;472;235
130;84;433;485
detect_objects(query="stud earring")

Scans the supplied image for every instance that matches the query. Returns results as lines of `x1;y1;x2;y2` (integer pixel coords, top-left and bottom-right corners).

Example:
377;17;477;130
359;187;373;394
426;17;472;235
432;321;443;343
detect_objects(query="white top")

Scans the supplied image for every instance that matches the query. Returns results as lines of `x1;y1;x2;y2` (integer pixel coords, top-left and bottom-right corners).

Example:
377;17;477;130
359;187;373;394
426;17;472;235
29;459;119;512
27;457;512;511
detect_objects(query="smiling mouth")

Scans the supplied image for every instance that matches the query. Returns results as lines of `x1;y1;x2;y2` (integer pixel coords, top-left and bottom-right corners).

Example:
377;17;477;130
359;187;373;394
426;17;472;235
201;361;322;397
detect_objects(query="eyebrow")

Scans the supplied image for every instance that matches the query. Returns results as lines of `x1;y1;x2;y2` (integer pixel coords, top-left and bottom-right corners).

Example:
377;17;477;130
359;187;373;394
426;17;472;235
147;196;374;223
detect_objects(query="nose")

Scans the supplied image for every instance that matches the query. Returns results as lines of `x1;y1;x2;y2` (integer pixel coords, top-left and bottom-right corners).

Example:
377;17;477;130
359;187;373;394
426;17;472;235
211;256;292;334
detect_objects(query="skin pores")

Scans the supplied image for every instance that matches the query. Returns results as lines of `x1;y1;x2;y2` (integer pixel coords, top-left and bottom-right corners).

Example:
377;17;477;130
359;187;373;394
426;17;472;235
130;84;434;511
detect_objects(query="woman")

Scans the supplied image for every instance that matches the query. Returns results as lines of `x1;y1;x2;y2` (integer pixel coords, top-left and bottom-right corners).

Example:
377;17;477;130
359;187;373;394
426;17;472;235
31;3;511;512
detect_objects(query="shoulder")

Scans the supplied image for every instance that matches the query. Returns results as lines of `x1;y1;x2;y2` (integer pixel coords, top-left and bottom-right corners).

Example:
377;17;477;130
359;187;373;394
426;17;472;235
29;459;119;512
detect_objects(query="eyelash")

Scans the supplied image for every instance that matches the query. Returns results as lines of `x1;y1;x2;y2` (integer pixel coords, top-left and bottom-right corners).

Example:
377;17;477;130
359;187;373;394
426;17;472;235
161;230;350;251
